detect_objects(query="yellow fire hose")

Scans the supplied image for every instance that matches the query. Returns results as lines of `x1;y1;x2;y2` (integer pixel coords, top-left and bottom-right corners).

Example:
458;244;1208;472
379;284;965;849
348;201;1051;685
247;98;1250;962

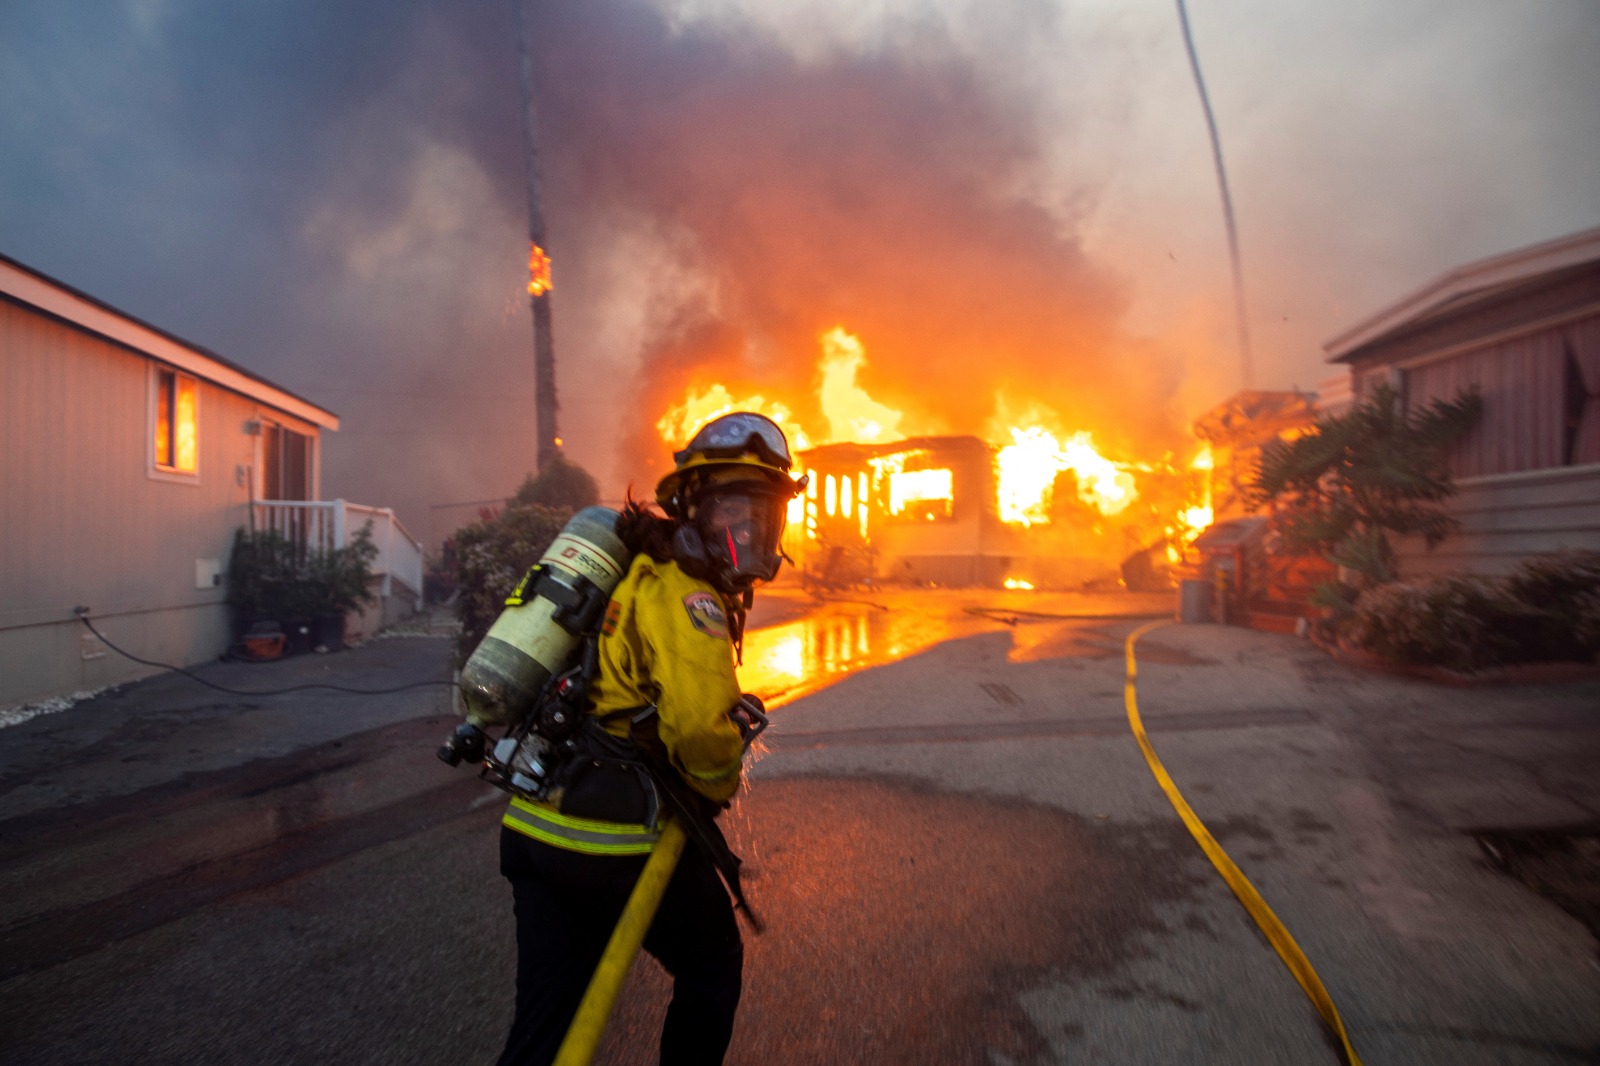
552;819;689;1066
1125;620;1362;1065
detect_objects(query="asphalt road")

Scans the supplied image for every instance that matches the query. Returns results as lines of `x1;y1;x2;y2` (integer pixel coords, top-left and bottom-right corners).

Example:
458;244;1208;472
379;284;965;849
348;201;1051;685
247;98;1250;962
1;591;1597;1064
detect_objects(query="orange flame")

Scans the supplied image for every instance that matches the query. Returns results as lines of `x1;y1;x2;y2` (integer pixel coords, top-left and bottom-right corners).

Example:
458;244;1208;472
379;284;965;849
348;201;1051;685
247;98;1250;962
655;384;811;452
655;329;1215;557
1175;443;1215;541
818;327;903;443
995;426;1136;525
527;242;552;297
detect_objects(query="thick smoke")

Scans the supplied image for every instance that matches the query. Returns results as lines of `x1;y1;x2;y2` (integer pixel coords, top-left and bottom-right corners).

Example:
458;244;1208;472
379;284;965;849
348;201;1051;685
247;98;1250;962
5;0;1596;539
520;1;1187;477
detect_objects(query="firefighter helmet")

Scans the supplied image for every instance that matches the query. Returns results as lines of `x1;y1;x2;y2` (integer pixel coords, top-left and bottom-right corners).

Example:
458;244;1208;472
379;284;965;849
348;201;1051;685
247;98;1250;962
656;413;808;592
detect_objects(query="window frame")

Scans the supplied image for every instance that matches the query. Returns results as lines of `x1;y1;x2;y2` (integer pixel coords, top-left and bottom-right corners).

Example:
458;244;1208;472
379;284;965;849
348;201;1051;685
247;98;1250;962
148;363;201;482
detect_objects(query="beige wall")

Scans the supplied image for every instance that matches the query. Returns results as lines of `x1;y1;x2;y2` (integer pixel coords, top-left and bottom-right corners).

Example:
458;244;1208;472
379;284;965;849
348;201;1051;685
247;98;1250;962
1395;463;1600;579
0;298;317;707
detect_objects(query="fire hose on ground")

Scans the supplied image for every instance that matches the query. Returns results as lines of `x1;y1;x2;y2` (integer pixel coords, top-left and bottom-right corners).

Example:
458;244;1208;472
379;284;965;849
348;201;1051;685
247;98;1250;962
1125;619;1362;1065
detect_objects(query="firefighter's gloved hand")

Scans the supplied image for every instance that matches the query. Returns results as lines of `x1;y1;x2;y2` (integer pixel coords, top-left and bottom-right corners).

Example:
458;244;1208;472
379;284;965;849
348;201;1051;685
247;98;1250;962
729;693;769;752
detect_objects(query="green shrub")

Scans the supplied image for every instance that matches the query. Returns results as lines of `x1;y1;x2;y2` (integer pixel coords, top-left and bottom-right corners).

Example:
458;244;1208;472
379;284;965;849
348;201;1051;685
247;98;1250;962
1502;550;1600;662
227;528;300;631
511;455;600;510
452;504;573;664
1347;577;1525;673
226;524;378;633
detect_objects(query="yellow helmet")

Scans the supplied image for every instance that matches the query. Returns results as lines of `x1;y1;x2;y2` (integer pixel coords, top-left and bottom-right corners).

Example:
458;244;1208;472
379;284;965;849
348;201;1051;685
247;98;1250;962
656;413;809;592
654;412;804;515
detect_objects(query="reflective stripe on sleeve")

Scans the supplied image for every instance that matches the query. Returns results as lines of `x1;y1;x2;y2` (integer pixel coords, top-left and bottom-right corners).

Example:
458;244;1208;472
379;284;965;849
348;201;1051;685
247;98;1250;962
503;796;661;855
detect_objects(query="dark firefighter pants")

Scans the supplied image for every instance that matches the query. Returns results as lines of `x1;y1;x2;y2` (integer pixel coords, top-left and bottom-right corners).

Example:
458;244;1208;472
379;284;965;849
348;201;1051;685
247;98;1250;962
495;825;743;1066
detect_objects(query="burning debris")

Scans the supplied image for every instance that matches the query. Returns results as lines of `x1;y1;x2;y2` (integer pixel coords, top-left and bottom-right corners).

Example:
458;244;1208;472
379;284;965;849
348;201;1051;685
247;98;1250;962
656;328;1213;589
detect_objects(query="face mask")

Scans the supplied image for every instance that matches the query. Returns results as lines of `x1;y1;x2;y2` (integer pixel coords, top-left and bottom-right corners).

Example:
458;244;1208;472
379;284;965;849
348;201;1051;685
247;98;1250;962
696;487;787;590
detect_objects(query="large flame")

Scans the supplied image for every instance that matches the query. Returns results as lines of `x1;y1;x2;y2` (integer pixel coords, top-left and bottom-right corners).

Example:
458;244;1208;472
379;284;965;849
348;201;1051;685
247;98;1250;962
656;328;1204;556
995;426;1136;525
1176;443;1214;539
818;327;904;444
655;383;811;452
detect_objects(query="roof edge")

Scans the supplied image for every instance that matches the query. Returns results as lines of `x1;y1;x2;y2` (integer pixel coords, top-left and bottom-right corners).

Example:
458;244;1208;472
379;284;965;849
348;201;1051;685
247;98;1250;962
1323;225;1600;362
0;251;338;430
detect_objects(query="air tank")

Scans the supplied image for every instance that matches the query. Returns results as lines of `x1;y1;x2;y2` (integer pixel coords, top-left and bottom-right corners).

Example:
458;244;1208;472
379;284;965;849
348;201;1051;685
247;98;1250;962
459;506;632;725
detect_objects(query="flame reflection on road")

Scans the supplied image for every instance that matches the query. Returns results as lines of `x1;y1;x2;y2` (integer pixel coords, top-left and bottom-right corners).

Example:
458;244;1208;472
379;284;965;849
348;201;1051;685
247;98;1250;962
740;602;991;708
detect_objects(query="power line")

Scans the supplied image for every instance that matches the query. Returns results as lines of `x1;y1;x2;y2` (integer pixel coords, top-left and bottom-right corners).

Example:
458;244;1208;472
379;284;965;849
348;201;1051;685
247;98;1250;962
1177;0;1254;389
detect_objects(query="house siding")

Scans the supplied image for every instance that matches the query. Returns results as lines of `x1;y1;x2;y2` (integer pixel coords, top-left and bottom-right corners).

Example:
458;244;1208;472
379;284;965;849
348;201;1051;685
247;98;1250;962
0;297;315;706
1393;463;1600;578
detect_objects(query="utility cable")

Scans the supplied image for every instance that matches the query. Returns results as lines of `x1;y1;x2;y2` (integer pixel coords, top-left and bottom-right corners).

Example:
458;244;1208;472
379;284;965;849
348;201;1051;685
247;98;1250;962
1125;620;1361;1064
1176;0;1253;387
76;614;452;697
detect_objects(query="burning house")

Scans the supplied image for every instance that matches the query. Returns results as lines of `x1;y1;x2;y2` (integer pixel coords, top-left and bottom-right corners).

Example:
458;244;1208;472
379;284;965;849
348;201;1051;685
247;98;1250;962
789;430;1207;589
649;323;1209;589
787;435;1001;587
1190;389;1320;521
654;328;1213;589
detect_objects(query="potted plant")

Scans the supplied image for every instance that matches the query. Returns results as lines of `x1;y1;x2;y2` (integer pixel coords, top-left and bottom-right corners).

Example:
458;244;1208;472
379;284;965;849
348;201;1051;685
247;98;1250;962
303;524;379;652
227;524;378;655
226;528;298;638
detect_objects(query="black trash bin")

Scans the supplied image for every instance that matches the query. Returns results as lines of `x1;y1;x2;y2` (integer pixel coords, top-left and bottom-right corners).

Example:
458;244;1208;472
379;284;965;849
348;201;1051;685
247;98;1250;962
311;612;346;653
281;616;314;656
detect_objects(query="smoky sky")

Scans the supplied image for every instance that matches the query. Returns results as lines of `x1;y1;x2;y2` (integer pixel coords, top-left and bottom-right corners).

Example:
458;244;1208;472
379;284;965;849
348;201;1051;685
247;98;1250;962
3;0;1597;541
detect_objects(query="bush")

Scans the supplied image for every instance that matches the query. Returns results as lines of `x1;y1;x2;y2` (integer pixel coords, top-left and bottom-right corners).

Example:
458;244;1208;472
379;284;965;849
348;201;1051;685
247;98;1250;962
452;504;574;664
227;529;301;631
511;456;600;510
424;540;460;604
226;524;378;633
1347;577;1526;673
1502;550;1600;662
303;525;379;616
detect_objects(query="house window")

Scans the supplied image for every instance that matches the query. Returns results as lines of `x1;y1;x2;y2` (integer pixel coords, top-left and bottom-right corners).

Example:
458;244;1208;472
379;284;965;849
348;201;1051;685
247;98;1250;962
153;366;198;474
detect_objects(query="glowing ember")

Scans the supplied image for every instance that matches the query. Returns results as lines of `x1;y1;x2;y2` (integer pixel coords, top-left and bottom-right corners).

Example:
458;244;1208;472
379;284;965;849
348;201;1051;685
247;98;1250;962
818;327;904;443
655;384;811;452
1004;578;1035;590
995;427;1136;526
527;242;552;297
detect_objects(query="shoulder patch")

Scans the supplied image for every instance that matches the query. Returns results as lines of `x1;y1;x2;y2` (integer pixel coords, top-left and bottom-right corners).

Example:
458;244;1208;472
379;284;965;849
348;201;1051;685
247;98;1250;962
682;590;729;640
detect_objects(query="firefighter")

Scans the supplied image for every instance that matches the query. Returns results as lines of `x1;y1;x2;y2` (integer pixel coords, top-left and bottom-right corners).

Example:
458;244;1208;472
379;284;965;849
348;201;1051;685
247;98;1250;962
496;412;806;1066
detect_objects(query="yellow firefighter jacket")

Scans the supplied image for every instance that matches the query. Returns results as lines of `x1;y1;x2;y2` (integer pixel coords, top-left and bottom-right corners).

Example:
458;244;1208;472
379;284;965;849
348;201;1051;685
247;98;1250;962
502;553;746;854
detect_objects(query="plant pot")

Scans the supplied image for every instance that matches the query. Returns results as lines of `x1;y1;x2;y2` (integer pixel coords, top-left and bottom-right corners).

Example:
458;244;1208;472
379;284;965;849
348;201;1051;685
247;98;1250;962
240;620;286;661
281;615;314;656
311;612;346;653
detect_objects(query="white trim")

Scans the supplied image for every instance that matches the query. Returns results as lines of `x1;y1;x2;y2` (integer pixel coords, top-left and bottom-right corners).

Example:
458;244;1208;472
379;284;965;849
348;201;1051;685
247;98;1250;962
0;257;338;430
1325;226;1600;360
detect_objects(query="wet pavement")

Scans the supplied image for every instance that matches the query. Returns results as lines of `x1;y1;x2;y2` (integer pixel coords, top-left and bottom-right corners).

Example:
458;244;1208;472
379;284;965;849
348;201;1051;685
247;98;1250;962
1;593;1598;1064
740;583;1172;706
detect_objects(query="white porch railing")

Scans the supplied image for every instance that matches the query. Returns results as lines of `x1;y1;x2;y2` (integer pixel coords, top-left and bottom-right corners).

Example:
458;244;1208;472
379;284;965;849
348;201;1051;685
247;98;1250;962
252;499;425;605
